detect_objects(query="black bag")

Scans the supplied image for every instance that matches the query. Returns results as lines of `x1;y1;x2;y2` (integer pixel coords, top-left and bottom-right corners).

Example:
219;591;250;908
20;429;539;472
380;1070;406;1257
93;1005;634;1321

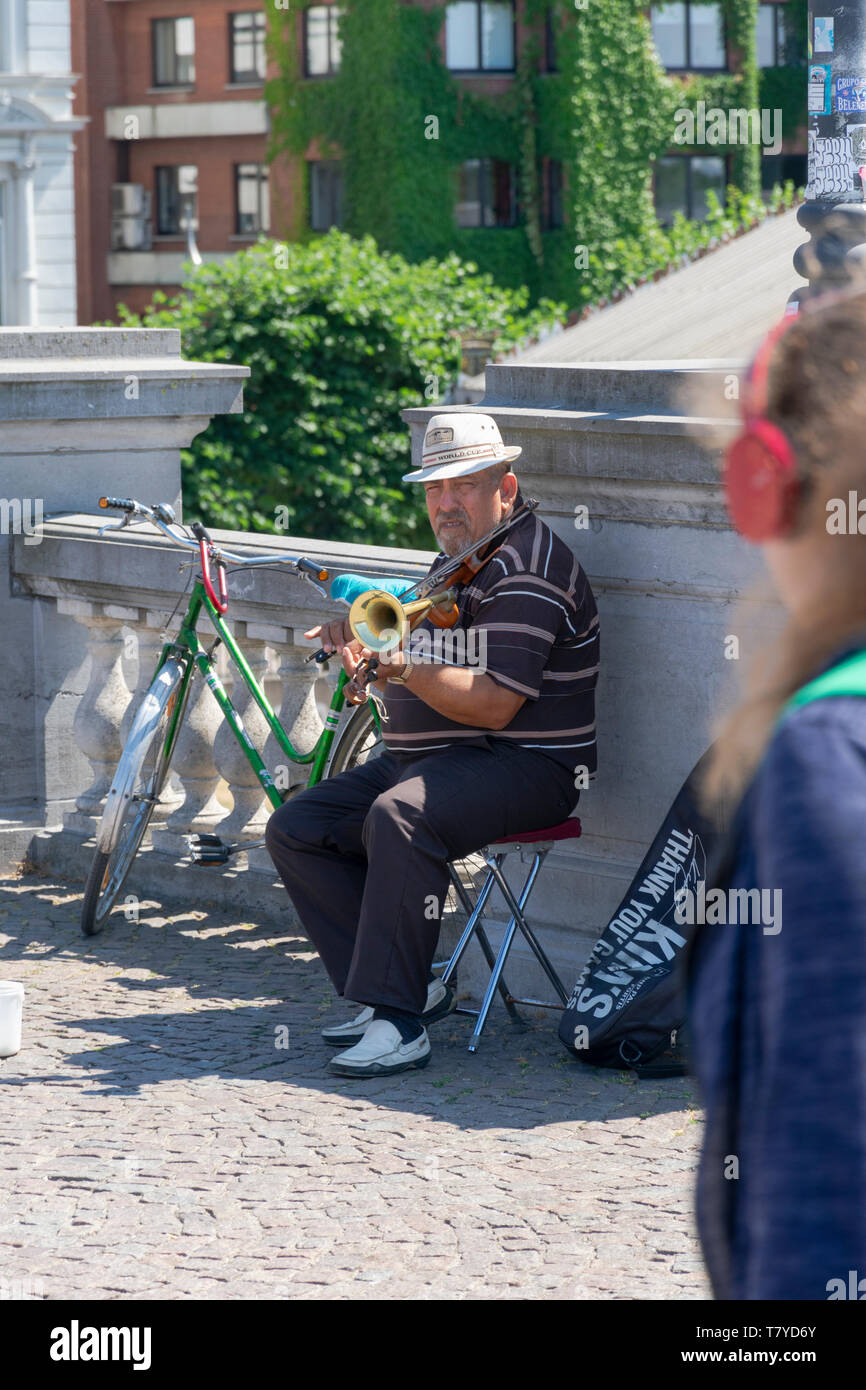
558;749;727;1078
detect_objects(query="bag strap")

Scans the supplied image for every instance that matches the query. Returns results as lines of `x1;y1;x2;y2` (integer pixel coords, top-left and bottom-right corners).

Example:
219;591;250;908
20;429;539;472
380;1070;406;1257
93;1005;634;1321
779;649;866;721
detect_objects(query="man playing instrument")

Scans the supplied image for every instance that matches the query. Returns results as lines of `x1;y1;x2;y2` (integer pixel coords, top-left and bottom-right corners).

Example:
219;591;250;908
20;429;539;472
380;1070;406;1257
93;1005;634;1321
265;413;599;1077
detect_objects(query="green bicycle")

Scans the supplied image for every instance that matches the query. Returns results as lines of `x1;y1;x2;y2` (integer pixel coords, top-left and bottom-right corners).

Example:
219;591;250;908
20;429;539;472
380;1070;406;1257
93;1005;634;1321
79;496;386;937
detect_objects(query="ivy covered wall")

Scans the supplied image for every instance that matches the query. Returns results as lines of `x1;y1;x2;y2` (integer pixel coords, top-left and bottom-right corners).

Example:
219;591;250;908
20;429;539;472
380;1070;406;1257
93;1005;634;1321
267;0;806;311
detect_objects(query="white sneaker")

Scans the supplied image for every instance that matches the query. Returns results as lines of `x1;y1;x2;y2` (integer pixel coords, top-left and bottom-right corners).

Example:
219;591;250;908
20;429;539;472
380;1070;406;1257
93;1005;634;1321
329;1019;431;1077
321;978;455;1047
321;1004;375;1047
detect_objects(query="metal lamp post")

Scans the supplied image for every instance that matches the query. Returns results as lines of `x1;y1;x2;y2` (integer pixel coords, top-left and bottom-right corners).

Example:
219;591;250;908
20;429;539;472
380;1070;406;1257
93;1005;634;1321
792;3;866;304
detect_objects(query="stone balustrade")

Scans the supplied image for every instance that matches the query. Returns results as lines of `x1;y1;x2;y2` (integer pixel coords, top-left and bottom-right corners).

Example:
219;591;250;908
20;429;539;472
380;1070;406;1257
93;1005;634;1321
9;513;433;904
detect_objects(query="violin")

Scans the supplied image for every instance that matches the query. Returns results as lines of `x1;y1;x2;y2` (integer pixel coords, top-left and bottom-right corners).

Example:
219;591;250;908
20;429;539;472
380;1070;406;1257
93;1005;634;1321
351;497;539;694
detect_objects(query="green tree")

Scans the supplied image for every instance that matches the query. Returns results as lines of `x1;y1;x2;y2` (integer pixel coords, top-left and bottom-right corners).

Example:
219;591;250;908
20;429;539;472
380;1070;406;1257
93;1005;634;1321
114;234;562;547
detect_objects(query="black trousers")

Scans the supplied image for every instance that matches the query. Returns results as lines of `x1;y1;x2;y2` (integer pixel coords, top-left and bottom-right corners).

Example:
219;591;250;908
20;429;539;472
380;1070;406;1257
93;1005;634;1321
264;736;578;1016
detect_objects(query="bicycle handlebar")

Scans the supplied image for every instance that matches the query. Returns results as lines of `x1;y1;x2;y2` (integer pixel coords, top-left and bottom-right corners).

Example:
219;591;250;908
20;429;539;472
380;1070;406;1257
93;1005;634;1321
95;497;330;601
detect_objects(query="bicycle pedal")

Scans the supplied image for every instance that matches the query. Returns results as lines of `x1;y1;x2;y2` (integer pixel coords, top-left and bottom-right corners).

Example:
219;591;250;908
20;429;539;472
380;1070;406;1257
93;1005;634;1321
189;847;232;866
184;834;231;866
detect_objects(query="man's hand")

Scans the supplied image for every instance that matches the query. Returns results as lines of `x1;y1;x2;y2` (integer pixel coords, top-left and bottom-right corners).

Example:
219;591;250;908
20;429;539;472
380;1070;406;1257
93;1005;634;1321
358;645;406;685
342;643;408;705
305;617;374;704
304;615;354;656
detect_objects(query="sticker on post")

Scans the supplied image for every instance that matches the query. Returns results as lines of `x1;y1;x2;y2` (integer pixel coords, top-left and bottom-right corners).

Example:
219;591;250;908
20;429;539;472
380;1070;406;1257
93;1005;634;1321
835;76;866;115
806;134;857;198
809;64;832;114
814;17;834;53
848;124;866;164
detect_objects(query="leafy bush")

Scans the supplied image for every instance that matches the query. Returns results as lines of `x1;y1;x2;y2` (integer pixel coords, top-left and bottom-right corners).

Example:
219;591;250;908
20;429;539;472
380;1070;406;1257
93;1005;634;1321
114;233;563;547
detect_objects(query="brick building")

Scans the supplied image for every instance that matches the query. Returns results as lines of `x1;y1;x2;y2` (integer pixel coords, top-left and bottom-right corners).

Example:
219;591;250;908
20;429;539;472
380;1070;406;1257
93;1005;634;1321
71;1;806;324
72;0;277;321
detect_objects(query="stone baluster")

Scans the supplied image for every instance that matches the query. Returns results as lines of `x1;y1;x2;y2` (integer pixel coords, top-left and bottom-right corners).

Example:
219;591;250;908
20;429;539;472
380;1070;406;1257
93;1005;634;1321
150;648;225;856
58;598;134;829
247;628;325;875
211;622;275;846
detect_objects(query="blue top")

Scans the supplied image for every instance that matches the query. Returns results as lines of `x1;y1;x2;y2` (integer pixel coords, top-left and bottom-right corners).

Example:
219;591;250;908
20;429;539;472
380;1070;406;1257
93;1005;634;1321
687;660;866;1300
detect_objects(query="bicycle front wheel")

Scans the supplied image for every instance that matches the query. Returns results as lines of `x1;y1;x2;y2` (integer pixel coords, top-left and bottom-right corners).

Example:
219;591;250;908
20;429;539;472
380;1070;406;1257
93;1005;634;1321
327;700;385;776
80;657;190;936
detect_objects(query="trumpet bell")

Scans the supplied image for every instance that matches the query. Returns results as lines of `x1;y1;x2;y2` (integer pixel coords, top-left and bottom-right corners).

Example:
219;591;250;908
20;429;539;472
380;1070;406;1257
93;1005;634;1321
348;587;458;652
349;590;406;652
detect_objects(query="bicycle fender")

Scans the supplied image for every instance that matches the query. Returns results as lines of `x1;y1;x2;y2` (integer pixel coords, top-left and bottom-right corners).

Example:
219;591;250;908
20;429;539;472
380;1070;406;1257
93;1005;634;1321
96;658;186;853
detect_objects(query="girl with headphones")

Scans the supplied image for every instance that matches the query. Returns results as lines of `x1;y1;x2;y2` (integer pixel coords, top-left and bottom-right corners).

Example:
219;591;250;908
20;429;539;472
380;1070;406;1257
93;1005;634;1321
688;288;866;1300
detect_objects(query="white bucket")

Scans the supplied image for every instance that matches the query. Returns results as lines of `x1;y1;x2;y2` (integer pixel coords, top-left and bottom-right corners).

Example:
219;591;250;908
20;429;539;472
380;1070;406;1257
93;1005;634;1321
0;981;24;1057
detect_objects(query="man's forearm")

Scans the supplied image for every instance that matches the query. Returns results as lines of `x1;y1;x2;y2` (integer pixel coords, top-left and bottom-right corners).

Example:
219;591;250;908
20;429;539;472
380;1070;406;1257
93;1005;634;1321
385;662;522;730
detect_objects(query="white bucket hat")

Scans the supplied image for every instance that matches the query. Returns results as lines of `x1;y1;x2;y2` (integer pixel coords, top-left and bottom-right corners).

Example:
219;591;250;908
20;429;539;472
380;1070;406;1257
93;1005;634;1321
403;412;522;483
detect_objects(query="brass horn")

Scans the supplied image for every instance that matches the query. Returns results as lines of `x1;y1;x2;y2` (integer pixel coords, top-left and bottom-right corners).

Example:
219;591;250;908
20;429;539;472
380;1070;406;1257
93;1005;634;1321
348;587;458;653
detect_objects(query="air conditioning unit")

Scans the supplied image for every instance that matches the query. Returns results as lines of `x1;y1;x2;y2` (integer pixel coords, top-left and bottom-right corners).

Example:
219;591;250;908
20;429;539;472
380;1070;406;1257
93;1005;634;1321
111;213;153;251
111;183;149;216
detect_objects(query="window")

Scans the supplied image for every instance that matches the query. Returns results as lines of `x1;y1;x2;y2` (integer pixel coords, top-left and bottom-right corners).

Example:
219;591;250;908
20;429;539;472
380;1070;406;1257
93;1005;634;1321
455;158;516;228
230;12;266;83
757;3;786;68
761;152;806;199
155;165;198;235
654;154;725;224
235;164;270;234
544;158;563;230
446;2;515;73
650;3;725;72
304;5;342;77
0;182;6;325
309;160;343;230
544;6;558;73
152;16;195;87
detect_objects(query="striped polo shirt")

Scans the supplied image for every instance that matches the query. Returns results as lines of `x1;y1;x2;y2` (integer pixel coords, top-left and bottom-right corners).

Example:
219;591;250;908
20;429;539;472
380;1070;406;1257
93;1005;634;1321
380;494;599;776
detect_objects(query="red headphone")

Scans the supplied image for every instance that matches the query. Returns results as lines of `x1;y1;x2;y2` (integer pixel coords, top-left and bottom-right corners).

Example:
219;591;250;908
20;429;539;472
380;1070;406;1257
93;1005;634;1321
723;311;801;542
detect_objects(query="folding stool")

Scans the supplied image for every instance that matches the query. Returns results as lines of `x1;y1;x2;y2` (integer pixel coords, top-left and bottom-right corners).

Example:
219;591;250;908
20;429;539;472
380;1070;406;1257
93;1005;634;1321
435;818;582;1052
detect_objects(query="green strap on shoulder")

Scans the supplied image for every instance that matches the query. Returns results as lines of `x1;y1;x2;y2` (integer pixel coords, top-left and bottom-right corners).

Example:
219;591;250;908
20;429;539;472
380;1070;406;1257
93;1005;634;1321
779;649;866;721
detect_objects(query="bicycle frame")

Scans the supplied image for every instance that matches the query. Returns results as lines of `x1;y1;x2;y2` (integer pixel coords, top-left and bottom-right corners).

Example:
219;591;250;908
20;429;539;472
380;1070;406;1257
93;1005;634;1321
153;578;381;809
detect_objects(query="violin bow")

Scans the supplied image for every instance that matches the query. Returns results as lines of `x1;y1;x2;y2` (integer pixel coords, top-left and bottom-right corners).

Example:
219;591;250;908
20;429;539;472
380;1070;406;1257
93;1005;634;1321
398;497;540;603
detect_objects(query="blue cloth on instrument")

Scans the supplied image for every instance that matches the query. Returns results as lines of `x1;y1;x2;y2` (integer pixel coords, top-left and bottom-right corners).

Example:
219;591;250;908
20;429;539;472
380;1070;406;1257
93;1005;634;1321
331;574;413;607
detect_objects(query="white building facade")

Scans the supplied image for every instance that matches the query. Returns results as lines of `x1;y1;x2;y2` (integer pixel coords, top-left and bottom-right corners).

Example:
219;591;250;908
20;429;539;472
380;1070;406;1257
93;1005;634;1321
0;0;83;325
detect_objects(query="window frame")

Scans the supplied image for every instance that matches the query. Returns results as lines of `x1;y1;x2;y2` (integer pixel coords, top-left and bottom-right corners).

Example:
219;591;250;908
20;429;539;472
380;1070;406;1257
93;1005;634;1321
229;10;266;84
544;157;563;230
151;16;196;89
155;164;198;237
544;5;558;73
303;4;342;79
308;159;344;231
455;157;517;229
0;179;8;326
757;1;787;69
654;152;727;225
445;1;517;76
234;162;270;236
650;1;727;75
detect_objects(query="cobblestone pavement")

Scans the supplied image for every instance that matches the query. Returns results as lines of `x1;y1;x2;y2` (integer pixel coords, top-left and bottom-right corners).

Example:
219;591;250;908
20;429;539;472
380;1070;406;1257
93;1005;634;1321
0;872;709;1301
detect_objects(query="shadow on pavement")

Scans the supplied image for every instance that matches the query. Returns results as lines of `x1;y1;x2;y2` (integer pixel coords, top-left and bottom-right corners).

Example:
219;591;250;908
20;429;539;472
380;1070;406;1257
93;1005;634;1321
0;876;700;1130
